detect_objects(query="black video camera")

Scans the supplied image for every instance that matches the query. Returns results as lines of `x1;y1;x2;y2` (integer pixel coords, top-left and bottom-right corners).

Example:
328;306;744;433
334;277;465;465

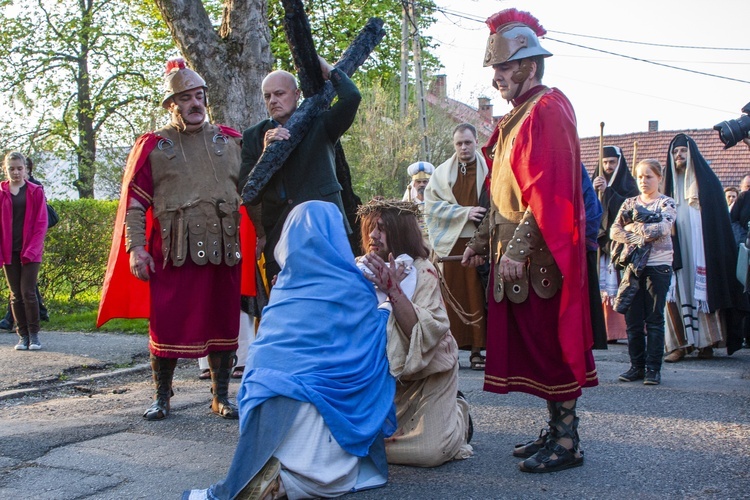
713;102;750;149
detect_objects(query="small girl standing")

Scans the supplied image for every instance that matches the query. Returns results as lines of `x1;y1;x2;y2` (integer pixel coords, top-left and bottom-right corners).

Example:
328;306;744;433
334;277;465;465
0;152;48;350
610;159;676;385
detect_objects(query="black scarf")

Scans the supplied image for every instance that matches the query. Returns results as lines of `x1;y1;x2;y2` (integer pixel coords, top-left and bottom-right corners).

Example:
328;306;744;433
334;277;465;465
592;146;639;252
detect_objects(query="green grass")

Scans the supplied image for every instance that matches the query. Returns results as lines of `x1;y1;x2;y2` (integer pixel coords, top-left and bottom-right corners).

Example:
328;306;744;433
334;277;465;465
42;292;148;335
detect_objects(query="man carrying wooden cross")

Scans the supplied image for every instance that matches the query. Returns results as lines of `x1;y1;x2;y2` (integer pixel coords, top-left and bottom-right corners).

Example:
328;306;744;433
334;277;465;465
240;56;361;284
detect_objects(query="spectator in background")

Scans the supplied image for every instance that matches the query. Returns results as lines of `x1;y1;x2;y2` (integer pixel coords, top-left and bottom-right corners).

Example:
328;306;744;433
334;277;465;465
663;134;743;361
1;152;48;350
610;159;676;385
730;186;750;348
403;161;435;244
424;124;488;370
725;186;738;211
740;175;750;193
592;145;639;344
0;157;50;331
581;164;606;349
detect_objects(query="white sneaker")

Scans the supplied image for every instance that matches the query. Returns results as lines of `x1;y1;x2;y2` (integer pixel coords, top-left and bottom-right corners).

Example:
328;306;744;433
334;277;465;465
28;333;41;350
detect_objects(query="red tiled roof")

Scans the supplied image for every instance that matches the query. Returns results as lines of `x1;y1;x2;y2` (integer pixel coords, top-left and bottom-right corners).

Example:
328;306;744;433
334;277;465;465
425;93;495;144
580;129;750;189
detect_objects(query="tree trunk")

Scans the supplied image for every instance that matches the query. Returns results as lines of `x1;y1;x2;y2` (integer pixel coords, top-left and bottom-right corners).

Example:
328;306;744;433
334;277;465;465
153;0;273;131
73;0;96;199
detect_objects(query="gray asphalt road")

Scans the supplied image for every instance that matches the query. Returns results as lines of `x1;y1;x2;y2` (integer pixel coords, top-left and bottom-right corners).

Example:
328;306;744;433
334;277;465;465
0;331;748;499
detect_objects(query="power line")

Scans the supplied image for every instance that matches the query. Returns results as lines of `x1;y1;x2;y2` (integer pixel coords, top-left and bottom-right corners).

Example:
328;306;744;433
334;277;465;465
427;3;750;84
548;30;750;51
547;37;750;85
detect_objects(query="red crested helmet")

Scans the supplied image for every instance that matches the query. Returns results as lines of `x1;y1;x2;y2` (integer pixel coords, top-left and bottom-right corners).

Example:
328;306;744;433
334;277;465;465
483;9;552;67
162;58;207;109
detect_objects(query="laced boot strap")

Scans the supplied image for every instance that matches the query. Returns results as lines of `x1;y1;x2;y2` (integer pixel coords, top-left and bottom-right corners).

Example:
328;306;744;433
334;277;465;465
144;354;177;420
151;354;177;401
546;400;560;438
208;350;239;419
552;400;580;451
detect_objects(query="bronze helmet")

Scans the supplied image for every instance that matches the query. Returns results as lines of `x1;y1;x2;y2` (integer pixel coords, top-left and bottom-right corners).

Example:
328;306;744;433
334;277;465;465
161;58;207;109
483;9;552;67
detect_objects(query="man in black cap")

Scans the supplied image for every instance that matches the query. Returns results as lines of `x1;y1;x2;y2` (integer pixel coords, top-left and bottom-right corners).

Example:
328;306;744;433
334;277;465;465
592;146;639;344
663;134;744;361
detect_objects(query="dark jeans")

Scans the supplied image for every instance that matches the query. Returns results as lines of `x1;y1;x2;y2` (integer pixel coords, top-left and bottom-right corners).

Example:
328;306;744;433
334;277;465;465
3;286;46;323
2;252;41;336
624;265;672;371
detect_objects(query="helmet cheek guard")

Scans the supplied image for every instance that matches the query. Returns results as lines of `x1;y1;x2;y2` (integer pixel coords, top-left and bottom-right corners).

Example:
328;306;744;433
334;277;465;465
511;59;534;84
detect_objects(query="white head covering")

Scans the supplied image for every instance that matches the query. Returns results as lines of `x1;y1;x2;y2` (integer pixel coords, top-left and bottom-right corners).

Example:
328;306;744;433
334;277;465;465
407;161;435;180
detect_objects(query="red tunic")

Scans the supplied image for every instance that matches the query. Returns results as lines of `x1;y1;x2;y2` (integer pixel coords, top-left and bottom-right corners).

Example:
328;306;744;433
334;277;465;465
483;87;597;400
97;126;256;358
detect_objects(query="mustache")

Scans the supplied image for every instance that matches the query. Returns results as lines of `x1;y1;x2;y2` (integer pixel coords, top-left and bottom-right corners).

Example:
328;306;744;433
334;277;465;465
188;107;202;114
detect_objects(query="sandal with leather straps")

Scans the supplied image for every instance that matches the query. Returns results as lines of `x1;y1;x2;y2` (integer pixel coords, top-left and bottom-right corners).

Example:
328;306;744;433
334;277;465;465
470;353;486;371
513;428;554;458
519;402;584;473
518;439;584;473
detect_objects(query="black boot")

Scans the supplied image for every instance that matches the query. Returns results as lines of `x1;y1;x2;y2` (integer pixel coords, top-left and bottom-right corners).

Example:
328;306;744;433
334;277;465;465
143;354;177;421
208;350;239;419
513;400;558;458
520;400;584;473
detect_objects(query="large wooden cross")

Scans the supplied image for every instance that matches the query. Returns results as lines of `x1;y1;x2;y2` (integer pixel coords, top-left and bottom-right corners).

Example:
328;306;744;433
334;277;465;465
241;1;385;251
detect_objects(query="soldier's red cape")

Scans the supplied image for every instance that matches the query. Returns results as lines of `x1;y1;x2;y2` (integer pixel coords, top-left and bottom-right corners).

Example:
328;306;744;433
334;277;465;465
509;89;592;386
96;125;256;328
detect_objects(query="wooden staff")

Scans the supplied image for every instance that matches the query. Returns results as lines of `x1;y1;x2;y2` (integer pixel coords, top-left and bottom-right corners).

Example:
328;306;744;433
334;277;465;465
437;255;465;262
597;122;605;201
631;141;638;176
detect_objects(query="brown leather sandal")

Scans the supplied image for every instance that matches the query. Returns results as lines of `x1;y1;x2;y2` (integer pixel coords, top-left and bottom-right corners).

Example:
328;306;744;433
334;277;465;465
470;353;486;370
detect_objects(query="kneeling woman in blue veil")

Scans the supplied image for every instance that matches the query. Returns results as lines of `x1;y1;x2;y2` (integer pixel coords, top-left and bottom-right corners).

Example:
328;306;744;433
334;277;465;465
184;200;396;500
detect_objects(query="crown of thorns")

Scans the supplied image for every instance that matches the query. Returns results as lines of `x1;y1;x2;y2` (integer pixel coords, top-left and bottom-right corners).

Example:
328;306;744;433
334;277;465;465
356;198;420;218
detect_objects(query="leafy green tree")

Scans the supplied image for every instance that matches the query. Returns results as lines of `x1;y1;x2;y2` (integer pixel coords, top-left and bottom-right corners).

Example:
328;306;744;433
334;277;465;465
0;0;171;198
267;0;439;85
345;79;457;201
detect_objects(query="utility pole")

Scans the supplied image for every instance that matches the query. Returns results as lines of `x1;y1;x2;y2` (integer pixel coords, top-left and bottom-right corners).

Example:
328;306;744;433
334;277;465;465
409;0;430;162
400;2;409;118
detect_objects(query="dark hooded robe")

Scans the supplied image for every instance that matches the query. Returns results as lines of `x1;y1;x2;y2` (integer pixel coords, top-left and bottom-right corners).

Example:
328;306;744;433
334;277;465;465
663;133;743;355
593;145;639;256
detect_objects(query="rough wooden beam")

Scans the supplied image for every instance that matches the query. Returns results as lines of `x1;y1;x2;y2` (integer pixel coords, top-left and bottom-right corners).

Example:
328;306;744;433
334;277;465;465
281;0;324;97
241;17;385;204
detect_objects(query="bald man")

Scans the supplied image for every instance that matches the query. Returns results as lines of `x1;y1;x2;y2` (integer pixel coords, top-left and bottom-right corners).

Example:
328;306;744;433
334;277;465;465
239;57;361;282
